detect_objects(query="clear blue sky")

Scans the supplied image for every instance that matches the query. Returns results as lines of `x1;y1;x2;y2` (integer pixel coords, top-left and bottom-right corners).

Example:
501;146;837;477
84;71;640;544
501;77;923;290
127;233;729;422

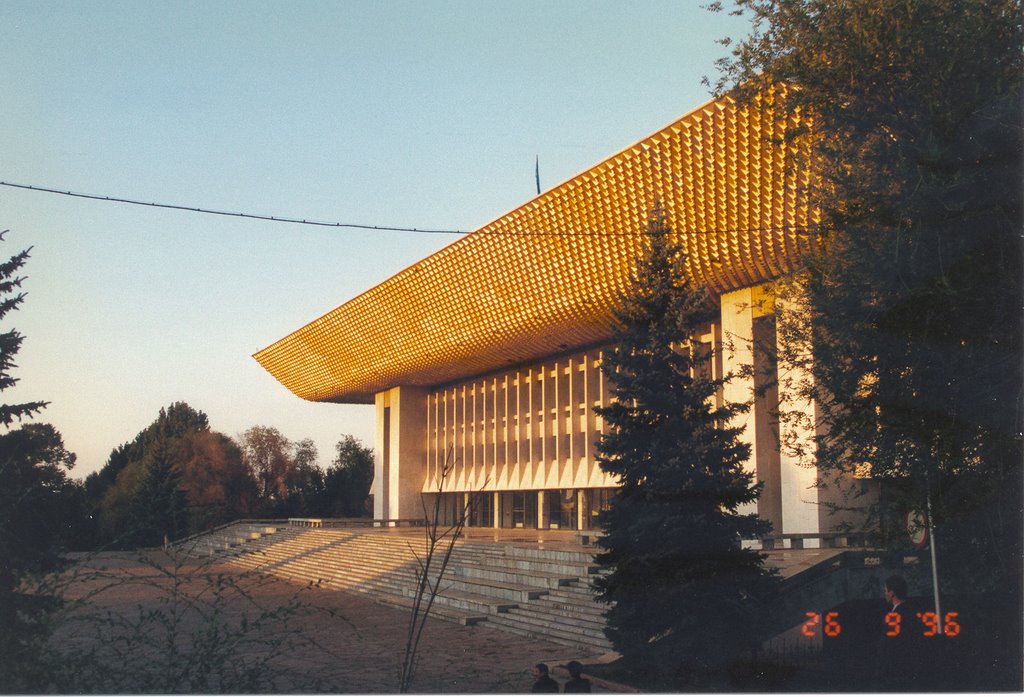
1;0;750;477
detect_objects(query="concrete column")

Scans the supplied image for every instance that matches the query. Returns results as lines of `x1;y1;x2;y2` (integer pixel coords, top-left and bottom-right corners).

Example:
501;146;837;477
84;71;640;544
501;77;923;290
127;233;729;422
752;315;783;531
720;287;760;519
493;491;501;529
538;490;549;529
372;385;428;525
504;492;515;528
775;295;821;546
372;392;389;523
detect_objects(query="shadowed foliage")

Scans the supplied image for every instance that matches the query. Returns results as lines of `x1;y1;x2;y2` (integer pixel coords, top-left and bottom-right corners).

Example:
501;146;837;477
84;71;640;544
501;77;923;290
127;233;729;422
592;207;779;681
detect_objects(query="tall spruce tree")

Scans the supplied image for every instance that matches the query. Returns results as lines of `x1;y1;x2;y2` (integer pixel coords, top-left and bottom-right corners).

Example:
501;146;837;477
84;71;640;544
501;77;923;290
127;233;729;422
127;437;188;548
593;207;778;677
0;235;47;426
0;232;83;690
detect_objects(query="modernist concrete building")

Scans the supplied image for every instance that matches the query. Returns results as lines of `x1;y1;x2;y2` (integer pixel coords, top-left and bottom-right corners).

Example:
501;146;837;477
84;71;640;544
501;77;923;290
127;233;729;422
255;89;872;545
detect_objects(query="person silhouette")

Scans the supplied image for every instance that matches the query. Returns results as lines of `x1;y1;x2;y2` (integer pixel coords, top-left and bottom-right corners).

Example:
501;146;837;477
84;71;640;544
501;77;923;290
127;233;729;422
562;661;591;693
530;663;559;693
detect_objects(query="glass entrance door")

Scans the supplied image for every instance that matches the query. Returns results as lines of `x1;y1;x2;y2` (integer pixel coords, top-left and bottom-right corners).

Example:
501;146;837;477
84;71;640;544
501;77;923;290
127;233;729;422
546;489;578;529
468;492;493;527
512;491;537;528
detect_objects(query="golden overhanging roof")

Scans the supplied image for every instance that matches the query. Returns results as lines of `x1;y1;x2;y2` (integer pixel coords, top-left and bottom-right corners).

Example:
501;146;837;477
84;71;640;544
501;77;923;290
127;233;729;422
254;89;814;404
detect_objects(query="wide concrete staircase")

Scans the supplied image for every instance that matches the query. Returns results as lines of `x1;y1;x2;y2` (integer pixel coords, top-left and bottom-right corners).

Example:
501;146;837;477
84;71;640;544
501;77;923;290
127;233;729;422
175;521;286;557
177;522;612;653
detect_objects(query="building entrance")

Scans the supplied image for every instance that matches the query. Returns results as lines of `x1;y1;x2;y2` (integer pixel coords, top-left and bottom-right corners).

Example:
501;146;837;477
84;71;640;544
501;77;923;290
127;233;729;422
545;489;577;529
432;488;616;530
468;492;493;527
510;491;538;528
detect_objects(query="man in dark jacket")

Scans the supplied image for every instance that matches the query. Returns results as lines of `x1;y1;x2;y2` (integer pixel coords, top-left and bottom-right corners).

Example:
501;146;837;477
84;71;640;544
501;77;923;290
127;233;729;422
879;575;924;690
530;663;559;693
563;661;592;693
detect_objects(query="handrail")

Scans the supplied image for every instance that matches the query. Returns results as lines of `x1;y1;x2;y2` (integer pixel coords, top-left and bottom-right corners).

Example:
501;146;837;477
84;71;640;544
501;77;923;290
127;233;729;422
761;531;878;550
172;517;430;546
170;518;291;547
287;517;426;528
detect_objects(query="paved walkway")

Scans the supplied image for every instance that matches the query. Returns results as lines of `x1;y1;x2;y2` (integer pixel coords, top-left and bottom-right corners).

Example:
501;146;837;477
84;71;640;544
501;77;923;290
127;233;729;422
55;535;848;692
57;551;625;693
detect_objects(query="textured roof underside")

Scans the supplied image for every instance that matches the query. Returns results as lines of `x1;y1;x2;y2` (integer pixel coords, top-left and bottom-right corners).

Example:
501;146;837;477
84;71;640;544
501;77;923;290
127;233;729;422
254;90;814;404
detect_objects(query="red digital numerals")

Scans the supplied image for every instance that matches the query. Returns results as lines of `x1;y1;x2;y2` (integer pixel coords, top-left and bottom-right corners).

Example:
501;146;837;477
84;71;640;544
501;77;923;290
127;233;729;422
803;611;960;638
944;612;961;636
801;611;820;637
801;611;840;637
912;611;961;637
885;611;901;636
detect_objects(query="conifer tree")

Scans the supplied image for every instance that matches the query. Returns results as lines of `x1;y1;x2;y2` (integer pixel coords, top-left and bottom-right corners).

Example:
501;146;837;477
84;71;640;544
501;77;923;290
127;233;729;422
127;438;188;548
0;231;82;690
593;207;778;677
90;402;211;546
0;233;47;426
324;435;374;517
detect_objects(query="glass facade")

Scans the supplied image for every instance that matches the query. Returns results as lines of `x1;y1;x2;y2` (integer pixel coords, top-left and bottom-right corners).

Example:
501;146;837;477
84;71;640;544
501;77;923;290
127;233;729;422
433;488;616;530
583;488;614;530
546;489;577;529
511;491;538;528
468;492;493;528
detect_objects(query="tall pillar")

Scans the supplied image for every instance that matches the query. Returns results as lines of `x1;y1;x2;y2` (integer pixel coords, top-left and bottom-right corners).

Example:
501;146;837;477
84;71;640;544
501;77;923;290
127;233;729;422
720;287;760;519
371;394;389;522
720;286;784;534
537;490;549;529
752;314;783;531
372;386;428;524
775;296;821;545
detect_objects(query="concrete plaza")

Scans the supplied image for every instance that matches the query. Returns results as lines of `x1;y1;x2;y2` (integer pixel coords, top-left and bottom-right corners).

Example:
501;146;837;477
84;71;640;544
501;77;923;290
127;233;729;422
56;550;626;693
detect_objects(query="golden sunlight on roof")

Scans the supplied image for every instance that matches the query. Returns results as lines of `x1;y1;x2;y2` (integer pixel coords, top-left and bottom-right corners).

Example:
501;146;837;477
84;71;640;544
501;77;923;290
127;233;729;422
254;88;814;404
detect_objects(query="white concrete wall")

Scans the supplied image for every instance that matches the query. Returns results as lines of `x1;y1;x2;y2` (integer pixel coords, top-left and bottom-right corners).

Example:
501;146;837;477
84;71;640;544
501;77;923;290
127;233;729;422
720;287;760;518
776;295;821;545
373;386;428;522
370;290;838;539
423;348;618;494
371;391;387;521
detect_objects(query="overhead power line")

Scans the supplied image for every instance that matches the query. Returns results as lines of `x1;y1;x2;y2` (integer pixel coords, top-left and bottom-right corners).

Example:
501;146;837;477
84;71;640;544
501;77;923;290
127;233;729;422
1;179;818;238
0;181;471;235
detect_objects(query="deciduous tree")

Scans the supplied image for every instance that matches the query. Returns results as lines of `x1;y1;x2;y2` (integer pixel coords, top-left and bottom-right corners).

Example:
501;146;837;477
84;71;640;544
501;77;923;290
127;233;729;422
238;425;295;510
238;427;331;516
713;0;1022;592
177;430;258;530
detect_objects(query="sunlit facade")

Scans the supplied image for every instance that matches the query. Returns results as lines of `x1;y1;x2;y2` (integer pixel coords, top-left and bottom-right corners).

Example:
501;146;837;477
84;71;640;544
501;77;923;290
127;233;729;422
255;89;872;544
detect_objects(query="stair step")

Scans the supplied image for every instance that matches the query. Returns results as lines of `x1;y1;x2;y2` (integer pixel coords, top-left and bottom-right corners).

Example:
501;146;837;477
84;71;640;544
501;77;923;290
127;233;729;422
182;522;612;651
371;592;488;626
500;606;608;639
485;614;612;651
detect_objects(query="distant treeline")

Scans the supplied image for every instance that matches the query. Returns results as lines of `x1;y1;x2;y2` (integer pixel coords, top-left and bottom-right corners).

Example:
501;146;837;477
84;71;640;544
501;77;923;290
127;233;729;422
69;402;374;550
